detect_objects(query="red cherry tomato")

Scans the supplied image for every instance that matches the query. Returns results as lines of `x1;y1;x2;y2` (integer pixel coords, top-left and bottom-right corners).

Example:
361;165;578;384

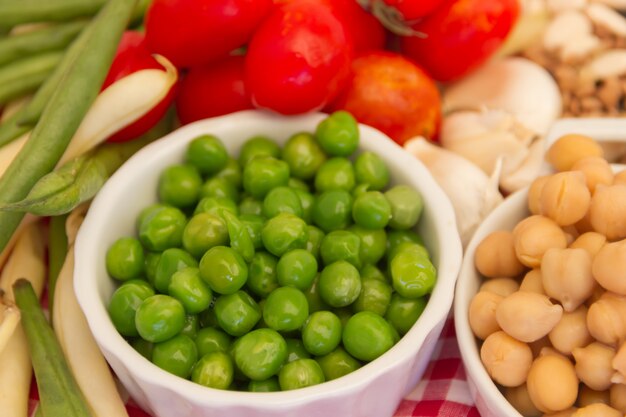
176;55;253;125
145;0;273;68
330;51;441;145
400;0;519;82
377;0;446;20
246;0;354;115
102;31;177;143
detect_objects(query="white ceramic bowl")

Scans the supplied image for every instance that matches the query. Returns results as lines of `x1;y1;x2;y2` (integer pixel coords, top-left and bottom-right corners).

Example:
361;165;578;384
75;110;463;417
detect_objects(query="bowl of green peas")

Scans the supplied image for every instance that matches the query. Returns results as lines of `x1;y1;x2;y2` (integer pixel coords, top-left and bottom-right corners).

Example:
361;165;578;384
74;110;463;417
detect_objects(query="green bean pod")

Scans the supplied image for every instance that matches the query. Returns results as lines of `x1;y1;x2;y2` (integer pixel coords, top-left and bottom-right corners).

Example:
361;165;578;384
0;20;87;66
47;213;69;313
0;51;62;102
0;0;138;253
12;279;92;417
0;0;106;27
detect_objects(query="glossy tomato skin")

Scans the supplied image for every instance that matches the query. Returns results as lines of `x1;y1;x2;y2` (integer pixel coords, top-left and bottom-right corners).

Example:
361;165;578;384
400;0;519;82
330;51;441;145
379;0;446;20
145;0;273;68
246;0;354;115
103;31;177;143
176;55;253;125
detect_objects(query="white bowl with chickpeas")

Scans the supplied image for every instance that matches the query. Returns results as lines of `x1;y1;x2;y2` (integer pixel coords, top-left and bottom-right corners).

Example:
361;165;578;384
455;133;626;417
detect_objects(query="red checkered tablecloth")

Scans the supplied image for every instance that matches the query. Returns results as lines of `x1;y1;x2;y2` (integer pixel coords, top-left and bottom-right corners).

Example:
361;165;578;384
28;316;480;417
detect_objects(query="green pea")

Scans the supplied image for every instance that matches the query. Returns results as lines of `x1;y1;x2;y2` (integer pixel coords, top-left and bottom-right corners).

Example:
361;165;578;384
195;327;232;356
239;214;265;250
315;110;359;157
108;280;155;337
194;196;238;217
200;177;239;202
278;358;325;391
387;241;429;264
263;287;309;332
233;328;287;381
350;225;387;266
384;185;424;230
199;246;248;295
342;311;396;361
352;279;392;316
312;190;353;232
192;352;234;389
131;338;153;360
144;252;161;286
360;264;388;283
138;205;187;252
262;186;302;218
247;251;279;298
106;237;144;281
305;225;325;262
248;377;280;392
285;338;311;362
314;157;355;192
154;248;198;294
214;291;261;336
387;230;425;257
304;274;330;314
186;134;229;176
180;314;199;338
239;196;263;216
261;213;308;257
135;294;186;343
316;347;361;381
168;267;212;314
320;230;361;268
385;294;427;335
182;213;229;258
281;132;327;179
390;244;436;299
220;210;255;262
354;151;390;191
352;183;370;198
302;311;342;356
152;334;198;378
288;177;310;192
318;261;361;308
214;158;242;188
158;164;203;208
352;191;391;229
276;249;318;291
293;189;314;224
242;156;290;199
239;135;281;166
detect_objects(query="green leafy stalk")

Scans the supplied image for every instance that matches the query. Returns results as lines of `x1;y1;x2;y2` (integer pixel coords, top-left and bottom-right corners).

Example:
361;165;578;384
47;214;68;314
13;279;91;417
0;0;106;27
0;0;138;253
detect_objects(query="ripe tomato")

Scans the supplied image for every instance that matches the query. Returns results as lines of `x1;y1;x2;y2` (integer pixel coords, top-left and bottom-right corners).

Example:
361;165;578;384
145;0;273;68
376;0;446;21
176;55;253;125
330;51;441;145
102;31;177;143
246;0;354;115
400;0;519;82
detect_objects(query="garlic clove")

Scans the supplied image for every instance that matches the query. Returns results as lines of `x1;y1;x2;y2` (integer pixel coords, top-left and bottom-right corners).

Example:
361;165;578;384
586;3;626;37
543;10;593;51
500;137;546;194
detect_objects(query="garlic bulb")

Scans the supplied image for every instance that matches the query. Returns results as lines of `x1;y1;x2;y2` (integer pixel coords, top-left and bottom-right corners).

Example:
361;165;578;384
404;137;503;247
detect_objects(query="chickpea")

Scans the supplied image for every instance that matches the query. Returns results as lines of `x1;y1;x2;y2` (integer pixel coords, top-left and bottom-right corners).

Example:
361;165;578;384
504;383;542;417
546;134;604;172
529;175;550;215
609;383;626;413
520;269;545;295
592;240;626;296
571;156;614;194
612;341;626;384
469;291;503;340
549;306;593;357
496;291;563;343
475;230;526;278
569;232;606;259
541;247;596;312
613;169;626;186
572;342;616;391
527;354;578;413
540;171;591;226
513;215;568;268
480;330;533;387
589;184;626;241
571;403;622;417
480;277;520;297
587;292;626;346
577;385;610;407
542;408;578;417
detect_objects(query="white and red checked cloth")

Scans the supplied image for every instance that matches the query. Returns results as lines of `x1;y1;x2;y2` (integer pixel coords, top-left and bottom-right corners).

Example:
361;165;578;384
28;315;481;417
